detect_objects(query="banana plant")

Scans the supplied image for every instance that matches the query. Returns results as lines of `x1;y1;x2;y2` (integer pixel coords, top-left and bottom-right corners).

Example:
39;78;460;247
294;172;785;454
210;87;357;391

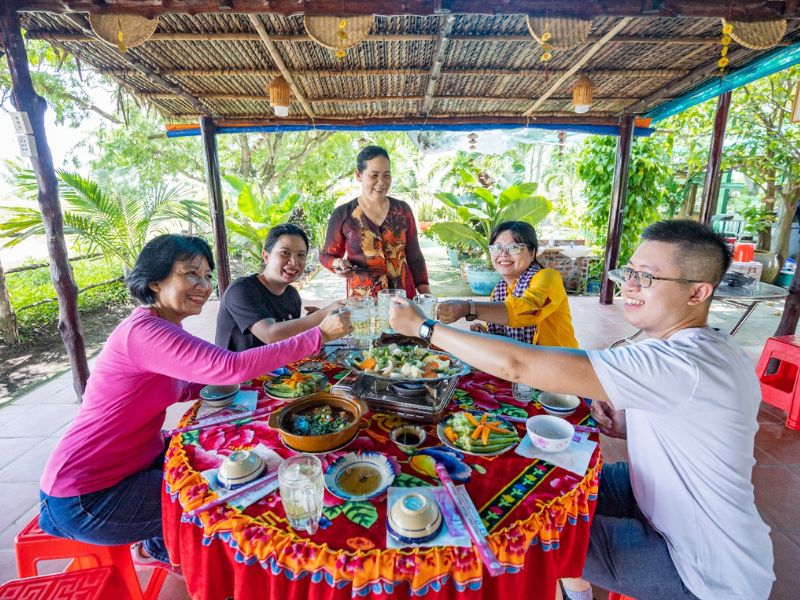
223;175;301;264
425;173;552;267
0;163;209;270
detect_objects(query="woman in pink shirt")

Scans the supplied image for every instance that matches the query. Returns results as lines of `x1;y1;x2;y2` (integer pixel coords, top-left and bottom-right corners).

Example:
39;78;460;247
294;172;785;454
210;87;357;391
38;235;351;571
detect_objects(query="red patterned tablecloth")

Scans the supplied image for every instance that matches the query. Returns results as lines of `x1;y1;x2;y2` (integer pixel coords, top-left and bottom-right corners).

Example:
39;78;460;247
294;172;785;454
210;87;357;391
163;358;601;600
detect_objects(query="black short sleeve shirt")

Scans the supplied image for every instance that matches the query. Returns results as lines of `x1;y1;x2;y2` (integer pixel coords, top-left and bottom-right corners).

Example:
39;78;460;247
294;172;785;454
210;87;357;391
215;274;302;351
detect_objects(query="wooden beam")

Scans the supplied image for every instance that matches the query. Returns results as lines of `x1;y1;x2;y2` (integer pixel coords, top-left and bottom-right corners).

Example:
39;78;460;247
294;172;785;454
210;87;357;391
247;13;314;119
600;114;635;306
699;90;732;225
16;1;800;20
627;44;755;113
422;14;455;117
199;116;231;296
141;92;642;105
59;13;212;116
31;30;782;47
187;114;638;127
101;66;689;79
0;2;89;397
524;18;633;116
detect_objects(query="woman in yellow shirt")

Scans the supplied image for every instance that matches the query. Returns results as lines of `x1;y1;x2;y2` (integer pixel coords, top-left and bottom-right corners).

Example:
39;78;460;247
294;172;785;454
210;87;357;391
437;221;578;348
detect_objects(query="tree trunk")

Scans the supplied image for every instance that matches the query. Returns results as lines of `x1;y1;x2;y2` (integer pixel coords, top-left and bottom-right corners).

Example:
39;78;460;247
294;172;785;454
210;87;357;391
771;179;800;268
1;4;89;398
0;257;20;344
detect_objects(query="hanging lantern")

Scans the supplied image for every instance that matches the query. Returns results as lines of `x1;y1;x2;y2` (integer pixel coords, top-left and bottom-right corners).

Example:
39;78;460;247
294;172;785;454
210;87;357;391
267;76;290;117
572;76;594;114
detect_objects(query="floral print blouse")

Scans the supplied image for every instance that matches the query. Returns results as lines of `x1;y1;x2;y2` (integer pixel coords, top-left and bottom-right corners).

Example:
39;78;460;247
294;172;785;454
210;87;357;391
320;197;429;298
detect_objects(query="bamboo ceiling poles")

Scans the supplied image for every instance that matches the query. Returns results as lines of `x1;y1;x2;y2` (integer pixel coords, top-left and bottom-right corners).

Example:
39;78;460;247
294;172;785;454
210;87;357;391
0;3;90;398
600;114;635;306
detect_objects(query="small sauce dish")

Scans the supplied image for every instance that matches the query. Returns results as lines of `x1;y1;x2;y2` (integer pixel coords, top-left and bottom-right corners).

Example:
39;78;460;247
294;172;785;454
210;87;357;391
390;425;426;452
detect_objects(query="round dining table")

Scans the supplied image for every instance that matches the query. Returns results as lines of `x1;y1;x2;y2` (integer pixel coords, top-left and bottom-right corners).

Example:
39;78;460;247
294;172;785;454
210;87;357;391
162;356;601;600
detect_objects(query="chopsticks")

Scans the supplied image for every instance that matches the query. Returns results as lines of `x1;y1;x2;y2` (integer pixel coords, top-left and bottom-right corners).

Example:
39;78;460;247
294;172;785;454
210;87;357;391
435;463;505;577
185;471;279;519
164;406;274;437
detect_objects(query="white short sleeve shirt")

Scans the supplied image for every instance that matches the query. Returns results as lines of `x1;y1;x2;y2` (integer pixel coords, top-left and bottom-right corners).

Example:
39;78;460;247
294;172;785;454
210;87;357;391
588;327;774;600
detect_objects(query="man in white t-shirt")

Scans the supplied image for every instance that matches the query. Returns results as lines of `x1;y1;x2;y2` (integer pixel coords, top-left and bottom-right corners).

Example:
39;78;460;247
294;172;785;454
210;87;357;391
389;220;774;600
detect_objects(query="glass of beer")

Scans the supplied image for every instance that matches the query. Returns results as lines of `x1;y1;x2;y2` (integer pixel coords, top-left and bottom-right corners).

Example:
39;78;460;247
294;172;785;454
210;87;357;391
377;288;406;334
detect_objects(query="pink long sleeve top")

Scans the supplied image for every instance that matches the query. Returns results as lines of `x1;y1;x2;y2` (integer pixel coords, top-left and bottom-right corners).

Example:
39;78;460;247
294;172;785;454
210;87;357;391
41;306;322;497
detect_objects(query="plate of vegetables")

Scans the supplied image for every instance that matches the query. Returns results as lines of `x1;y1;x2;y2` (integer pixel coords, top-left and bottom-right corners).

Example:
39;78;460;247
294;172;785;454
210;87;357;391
344;343;468;382
437;411;520;456
263;371;328;401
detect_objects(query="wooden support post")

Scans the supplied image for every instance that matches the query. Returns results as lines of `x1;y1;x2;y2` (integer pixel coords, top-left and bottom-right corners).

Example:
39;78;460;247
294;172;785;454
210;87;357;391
199;116;231;296
775;255;800;337
699;91;732;225
600;114;635;305
0;257;20;345
0;4;89;397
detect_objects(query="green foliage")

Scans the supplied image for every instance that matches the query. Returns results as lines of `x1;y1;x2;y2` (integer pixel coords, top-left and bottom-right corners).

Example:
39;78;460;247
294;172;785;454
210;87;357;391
0;39;109;127
223;175;300;264
0;164;209;269
6;258;129;337
577;135;675;266
739;199;777;236
291;195;337;251
425;161;551;266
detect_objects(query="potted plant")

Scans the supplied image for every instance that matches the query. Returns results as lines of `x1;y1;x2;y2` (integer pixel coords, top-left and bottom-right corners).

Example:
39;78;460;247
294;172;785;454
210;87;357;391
425;174;552;295
739;199;779;282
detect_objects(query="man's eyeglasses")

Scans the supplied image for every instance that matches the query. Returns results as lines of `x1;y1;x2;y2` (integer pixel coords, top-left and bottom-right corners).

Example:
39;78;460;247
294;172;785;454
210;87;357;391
488;243;529;256
619;266;705;288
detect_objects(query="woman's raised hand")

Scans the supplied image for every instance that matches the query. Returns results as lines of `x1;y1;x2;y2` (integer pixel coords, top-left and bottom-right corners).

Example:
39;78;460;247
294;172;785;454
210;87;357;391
437;299;469;323
319;307;353;343
333;258;353;276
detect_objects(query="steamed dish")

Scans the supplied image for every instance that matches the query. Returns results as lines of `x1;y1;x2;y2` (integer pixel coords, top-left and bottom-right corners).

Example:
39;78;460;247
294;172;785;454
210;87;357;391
355;344;461;379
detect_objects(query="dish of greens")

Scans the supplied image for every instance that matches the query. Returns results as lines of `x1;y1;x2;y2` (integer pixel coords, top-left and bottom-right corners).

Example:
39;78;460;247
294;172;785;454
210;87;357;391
345;344;468;382
437;411;519;456
263;371;328;400
289;404;354;436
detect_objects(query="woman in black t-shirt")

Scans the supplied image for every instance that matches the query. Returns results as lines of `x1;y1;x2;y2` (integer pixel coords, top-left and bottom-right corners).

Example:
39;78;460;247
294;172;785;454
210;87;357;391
216;224;345;351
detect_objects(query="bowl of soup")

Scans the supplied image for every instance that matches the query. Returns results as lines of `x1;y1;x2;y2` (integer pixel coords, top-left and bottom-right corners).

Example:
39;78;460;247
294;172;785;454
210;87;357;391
267;393;368;453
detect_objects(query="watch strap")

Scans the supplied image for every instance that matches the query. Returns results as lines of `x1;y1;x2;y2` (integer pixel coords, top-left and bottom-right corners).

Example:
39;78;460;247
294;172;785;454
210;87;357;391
419;319;438;342
465;299;478;321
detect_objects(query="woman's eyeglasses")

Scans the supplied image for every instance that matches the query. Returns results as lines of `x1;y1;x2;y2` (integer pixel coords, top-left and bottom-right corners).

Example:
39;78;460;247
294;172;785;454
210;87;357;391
488;243;529;256
619;265;705;288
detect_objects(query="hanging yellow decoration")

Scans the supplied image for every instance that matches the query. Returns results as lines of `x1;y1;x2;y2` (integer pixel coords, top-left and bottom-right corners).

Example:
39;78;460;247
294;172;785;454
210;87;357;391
335;19;348;59
539;28;553;62
116;17;127;54
719;21;733;73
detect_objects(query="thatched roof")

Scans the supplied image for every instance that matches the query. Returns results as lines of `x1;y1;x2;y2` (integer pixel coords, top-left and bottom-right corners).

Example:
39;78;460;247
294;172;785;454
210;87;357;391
15;2;800;128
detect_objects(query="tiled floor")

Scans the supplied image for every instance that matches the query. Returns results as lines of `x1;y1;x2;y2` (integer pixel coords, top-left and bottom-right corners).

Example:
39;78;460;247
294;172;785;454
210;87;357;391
0;268;798;598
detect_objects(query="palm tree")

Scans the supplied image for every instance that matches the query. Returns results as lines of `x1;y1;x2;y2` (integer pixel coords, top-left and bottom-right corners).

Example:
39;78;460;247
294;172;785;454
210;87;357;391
0;164;209;270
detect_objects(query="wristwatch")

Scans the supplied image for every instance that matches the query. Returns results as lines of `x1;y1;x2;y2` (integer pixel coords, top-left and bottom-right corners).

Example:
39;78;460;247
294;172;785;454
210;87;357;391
465;299;478;322
418;319;438;343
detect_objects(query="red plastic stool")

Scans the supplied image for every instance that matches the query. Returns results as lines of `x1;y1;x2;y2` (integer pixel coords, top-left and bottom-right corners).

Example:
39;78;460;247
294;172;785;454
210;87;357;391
0;566;131;600
13;515;167;600
756;335;800;431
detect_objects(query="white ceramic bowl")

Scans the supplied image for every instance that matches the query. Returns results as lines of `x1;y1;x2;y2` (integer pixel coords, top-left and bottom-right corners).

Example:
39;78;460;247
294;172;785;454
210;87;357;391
526;415;575;453
387;492;442;544
538;392;581;417
217;450;265;489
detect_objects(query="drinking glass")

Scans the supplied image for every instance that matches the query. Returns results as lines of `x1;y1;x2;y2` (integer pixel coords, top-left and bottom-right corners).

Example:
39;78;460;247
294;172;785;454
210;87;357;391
278;455;323;534
376;288;406;334
347;296;375;349
414;293;438;320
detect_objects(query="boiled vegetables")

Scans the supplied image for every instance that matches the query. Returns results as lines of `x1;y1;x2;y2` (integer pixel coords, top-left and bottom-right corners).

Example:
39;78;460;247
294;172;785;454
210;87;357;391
444;411;518;454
